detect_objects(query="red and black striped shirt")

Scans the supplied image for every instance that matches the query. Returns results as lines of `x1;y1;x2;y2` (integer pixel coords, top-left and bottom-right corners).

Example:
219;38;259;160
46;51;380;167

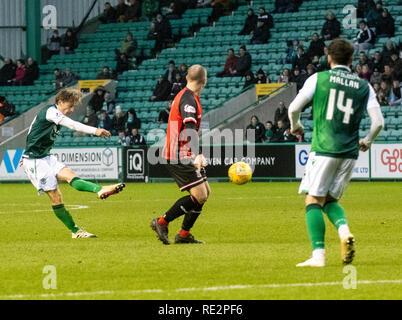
161;88;202;161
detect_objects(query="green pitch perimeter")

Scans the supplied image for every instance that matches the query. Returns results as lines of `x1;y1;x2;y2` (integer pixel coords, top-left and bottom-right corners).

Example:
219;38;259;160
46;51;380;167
0;182;400;300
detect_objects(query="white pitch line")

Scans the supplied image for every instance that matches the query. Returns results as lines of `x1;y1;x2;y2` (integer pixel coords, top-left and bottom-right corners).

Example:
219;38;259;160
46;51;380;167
0;205;88;215
1;279;401;299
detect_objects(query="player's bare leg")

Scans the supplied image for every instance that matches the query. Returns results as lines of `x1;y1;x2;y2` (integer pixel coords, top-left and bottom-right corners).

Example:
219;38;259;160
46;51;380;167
323;195;355;265
46;188;96;238
296;195;326;267
56;167;125;200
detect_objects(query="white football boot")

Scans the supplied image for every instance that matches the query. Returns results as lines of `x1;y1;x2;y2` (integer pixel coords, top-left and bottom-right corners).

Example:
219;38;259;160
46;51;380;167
72;229;97;238
98;183;125;200
296;249;325;267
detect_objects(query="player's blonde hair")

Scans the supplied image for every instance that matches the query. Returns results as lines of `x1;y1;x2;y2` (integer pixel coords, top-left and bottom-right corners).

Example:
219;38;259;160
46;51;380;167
186;65;207;85
55;88;82;105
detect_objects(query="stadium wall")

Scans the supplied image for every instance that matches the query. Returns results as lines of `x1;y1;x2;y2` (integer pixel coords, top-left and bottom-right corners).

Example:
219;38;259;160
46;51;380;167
0;0;120;63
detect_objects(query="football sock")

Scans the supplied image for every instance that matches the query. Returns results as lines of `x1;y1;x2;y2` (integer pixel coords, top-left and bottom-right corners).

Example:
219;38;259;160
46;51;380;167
181;201;204;232
180;229;191;238
70;177;102;193
163;195;196;223
305;204;326;250
323;201;348;230
52;204;79;233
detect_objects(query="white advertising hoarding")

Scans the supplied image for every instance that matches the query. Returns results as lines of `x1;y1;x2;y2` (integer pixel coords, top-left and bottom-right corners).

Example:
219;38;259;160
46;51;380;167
371;144;402;178
0;147;120;181
295;144;370;179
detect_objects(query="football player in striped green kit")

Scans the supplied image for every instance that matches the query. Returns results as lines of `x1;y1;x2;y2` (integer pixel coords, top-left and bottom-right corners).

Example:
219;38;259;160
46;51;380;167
22;89;125;238
289;39;384;267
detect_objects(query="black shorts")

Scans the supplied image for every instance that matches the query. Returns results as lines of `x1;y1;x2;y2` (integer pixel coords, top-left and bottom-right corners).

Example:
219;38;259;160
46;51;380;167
165;163;207;192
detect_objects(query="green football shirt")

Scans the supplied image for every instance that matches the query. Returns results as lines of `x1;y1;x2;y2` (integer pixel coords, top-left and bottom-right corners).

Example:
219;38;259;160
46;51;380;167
300;66;378;159
24;105;64;159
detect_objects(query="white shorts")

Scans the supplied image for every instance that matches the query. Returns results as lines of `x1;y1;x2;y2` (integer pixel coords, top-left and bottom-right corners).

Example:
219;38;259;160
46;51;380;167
299;152;356;200
22;155;65;194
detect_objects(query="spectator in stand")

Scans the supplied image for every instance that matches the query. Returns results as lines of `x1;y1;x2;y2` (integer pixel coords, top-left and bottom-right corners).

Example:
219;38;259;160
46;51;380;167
47;29;62;58
270;119;286;142
307;33;325;59
24;57;39;85
216;48;238;77
358;51;372;68
239;8;258;35
243;71;257;88
126;108;141;133
115;53;132;75
231;45;252;77
170;73;186;99
116;0;129;22
372;51;384;72
283;128;299;142
376;8;395;38
118;130;130;146
60;68;79;87
354;20;375;52
143;0;159;20
61;29;78;54
153;13;173;52
103;91;116;114
366;1;383;28
120;32;137;59
0;59;16;86
256;68;267;84
158;100;172;123
274;101;289;128
311;55;320;70
13;59;26;86
292;46;310;72
377;80;390;105
265;121;275;142
209;0;231;22
98;110;113;131
354;63;363;75
389;79;402;106
373;82;381;94
150;75;172;101
53;68;65;90
100;2;118;24
370;67;382;84
81;107;98;128
97;66;114;80
89;86;107;113
164;1;183;19
246;115;266;143
163;60;178;83
321;11;341;41
318;46;330;71
357;0;375;18
389;53;400;69
292;67;308;92
382;40;398;65
113;106;127;135
277;68;291;83
127;128;146;146
179;63;188;80
282;40;299;64
306;64;316;77
358;64;372;81
258;7;274;30
126;0;142;22
250;17;271;44
382;64;393;83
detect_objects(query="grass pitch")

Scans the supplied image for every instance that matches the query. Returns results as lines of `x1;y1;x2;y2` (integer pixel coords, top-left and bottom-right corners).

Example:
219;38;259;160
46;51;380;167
0;181;401;300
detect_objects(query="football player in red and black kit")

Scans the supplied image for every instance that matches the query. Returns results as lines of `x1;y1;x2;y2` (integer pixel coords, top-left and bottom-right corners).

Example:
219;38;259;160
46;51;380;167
151;65;210;245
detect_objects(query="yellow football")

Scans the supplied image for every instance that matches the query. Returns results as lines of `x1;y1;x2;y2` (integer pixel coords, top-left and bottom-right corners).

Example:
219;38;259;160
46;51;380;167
228;161;253;185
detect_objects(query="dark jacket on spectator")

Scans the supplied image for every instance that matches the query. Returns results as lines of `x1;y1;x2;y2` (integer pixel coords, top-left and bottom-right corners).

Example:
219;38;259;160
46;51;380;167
112;114;126;133
152;78;172;101
243;71;257;88
89;90;106;113
24;61;39;85
376;11;395;37
102;5;118;23
356;26;376;44
128;133;146;146
246;122;266;143
292;52;310;71
0;61;16;85
321;17;341;40
81;113;98;128
250;21;271;44
126;109;141;132
239;12;258;35
234;51;252;76
116;2;128;17
62;30;78;53
126;1;142;21
98;114;113;131
0;97;16;117
307;38;325;58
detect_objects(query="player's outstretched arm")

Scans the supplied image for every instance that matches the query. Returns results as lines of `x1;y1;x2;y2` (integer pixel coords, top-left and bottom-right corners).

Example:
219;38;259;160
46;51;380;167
288;74;317;136
360;84;384;152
